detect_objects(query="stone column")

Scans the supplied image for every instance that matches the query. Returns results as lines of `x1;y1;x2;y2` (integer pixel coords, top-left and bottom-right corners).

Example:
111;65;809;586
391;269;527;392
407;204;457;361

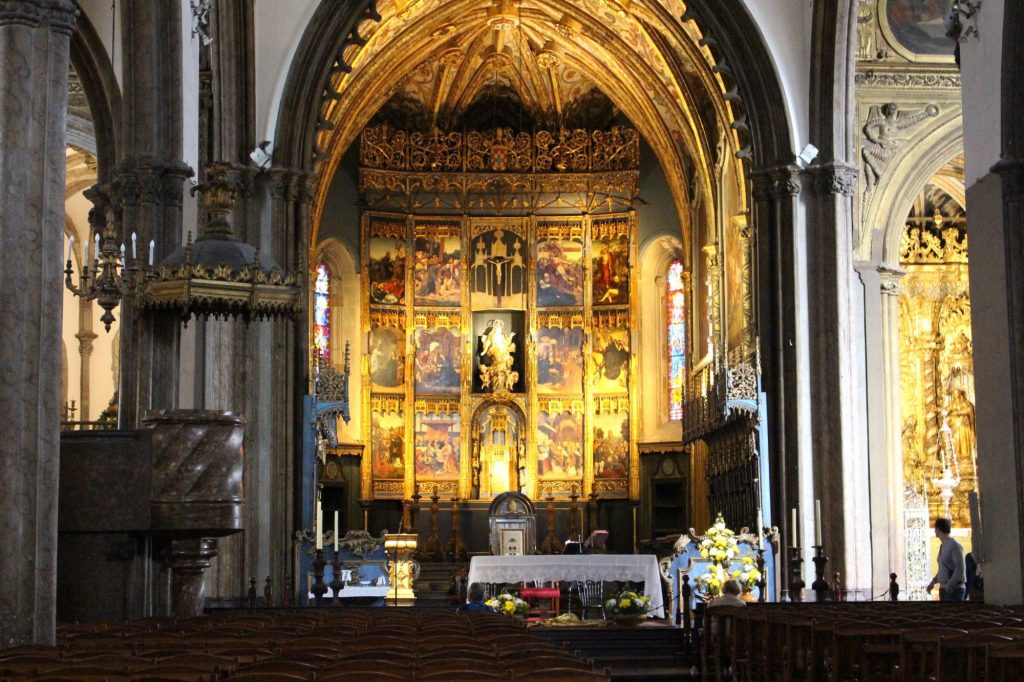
114;0;192;428
0;0;78;647
878;266;906;592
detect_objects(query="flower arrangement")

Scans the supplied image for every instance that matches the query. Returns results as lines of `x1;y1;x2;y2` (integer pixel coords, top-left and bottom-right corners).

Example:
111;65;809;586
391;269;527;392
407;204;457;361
694;513;744;601
485;592;529;616
604;589;652;616
730;555;762;591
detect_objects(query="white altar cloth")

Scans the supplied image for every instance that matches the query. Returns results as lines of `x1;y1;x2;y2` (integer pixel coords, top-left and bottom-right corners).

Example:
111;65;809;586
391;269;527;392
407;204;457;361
467;554;665;618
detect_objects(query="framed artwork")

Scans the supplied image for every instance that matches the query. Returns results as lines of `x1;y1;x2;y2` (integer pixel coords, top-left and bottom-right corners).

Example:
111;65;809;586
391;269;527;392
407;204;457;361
470;225;527;310
591;328;630;392
536;238;584;307
593;412;629;479
371;411;405;478
880;0;955;62
368;236;407;305
592;235;630;305
500;528;525;556
414;411;460;479
413;233;461;306
414;327;461;394
369;326;405;391
536;327;584;394
537;411;583;479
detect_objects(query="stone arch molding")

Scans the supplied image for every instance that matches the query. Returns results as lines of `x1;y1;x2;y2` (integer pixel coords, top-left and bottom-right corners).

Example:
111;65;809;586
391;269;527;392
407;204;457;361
861;111;965;266
272;0;795;251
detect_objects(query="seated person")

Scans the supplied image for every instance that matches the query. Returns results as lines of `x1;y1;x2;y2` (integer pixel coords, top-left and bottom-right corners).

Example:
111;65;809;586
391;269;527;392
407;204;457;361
709;579;746;609
458;582;495;612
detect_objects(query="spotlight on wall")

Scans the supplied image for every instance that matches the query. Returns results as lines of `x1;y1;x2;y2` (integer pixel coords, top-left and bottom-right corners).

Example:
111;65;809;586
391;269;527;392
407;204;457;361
796;143;819;168
250;141;273;171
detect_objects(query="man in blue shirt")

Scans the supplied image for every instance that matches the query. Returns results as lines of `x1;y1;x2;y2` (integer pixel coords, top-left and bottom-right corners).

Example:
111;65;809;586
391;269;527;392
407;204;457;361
926;517;966;601
459;582;495;612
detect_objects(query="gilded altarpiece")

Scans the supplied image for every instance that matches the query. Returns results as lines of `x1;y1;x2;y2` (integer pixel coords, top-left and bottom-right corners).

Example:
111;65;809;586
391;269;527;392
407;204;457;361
898;204;976;531
361;210;638;502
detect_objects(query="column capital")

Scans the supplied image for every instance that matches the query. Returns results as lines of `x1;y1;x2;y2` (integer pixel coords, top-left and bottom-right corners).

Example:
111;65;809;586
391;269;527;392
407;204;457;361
878;264;906;297
0;1;77;34
808;161;859;197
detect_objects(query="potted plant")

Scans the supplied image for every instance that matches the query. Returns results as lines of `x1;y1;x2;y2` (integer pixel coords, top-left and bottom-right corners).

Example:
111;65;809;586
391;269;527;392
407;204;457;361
485;592;529;617
604;589;653;626
730;555;763;602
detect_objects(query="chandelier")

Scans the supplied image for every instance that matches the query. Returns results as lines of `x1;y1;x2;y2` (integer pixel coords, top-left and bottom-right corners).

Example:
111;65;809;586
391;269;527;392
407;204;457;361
65;162;302;328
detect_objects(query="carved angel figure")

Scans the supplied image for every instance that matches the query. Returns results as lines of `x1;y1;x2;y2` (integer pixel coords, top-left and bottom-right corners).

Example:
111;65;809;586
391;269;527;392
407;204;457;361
862;102;939;191
478;320;519;392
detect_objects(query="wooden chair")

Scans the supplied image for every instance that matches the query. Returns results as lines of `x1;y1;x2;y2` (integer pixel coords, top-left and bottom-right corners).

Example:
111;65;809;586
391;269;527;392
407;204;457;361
416;670;509;680
520;580;562;620
937;631;1016;682
515;668;611;681
898;627;968;682
984;641;1024;682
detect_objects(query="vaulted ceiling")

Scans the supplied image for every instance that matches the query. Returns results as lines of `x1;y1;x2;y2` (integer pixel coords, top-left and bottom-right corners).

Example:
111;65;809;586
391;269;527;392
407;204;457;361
313;0;749;256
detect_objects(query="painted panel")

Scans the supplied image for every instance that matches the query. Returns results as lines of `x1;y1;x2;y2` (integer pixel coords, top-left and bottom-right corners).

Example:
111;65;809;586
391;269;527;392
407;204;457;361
414;410;461;479
593;412;629;479
537;411;583;479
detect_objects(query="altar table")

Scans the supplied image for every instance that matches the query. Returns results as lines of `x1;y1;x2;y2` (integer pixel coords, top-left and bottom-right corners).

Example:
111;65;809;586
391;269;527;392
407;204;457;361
467;554;665;618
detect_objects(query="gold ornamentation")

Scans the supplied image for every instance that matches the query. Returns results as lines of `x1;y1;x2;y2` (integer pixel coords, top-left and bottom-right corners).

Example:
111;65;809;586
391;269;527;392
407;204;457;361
900;222;968;264
592;479;627;494
374;480;405;495
414;481;458;495
538;479;583;496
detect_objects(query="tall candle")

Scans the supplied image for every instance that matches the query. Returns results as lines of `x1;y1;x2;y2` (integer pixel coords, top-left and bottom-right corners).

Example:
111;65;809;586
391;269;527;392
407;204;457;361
94;233;101;262
120;243;126;267
756;507;764;549
84;236;90;267
334;510;339;551
815;499;823;546
149;239;155;266
315;501;323;550
66;235;74;262
131;232;137;259
791;508;798;548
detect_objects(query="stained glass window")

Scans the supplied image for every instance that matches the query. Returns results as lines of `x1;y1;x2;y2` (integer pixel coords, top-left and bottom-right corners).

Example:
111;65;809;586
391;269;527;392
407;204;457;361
314;262;330;363
667;260;685;421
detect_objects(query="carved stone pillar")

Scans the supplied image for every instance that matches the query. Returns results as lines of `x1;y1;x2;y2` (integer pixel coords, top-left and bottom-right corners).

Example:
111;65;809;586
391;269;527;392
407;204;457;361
0;0;78;647
876;266;907;593
734;214;756;358
114;0;193;428
74;326;97;420
702;243;722;360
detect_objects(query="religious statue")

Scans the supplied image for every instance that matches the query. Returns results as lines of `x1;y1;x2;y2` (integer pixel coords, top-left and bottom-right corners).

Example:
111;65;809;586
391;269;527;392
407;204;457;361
946;389;976;470
479;319;519;393
862;102;939;192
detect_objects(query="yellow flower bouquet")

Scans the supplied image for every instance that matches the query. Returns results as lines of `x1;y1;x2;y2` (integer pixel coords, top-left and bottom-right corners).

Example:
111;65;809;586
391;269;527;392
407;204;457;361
730;555;762;591
604;589;652;616
485;592;529;616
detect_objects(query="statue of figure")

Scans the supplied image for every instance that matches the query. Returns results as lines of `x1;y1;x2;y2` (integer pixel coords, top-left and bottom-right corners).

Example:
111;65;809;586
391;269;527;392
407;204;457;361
862;102;939;192
479;319;519;393
946;389;976;468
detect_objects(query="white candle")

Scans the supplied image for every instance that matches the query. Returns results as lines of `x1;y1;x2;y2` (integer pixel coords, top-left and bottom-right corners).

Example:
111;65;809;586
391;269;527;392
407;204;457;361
334;510;339;551
315;501;323;550
791;508;798;548
149;239;155;266
120;243;126;267
756;507;764;549
131;232;137;259
66;235;74;262
815;499;823;546
84;236;90;266
94;233;101;262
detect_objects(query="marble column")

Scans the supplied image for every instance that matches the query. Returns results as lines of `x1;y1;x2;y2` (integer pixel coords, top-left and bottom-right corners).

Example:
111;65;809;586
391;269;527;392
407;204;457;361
878;266;906;593
0;0;78;647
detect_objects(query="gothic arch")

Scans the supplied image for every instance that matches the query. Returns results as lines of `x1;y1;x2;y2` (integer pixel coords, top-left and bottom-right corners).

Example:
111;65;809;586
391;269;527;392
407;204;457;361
69;9;121;184
867;117;965;266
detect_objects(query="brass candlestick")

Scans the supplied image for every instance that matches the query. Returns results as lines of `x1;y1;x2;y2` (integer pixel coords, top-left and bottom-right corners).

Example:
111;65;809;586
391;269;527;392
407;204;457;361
330;551;344;605
787;546;805;602
311;549;328;606
811;546;830;602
